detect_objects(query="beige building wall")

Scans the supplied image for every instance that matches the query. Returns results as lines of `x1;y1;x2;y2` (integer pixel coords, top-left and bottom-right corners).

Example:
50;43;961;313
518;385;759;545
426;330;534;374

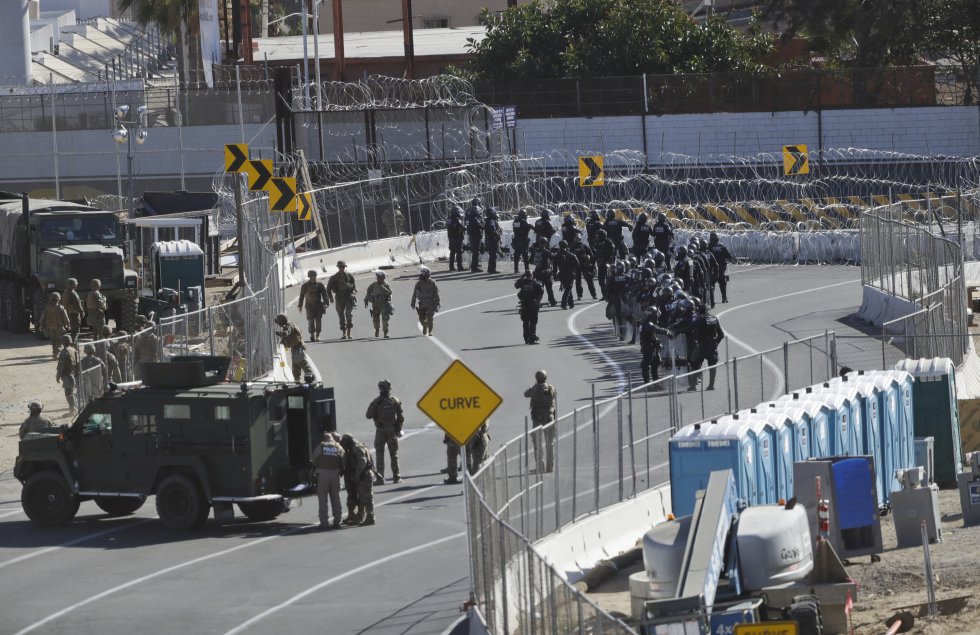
318;0;534;33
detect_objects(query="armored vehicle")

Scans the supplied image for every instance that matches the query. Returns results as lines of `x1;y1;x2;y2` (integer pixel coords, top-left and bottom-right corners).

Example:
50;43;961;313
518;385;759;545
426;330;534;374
14;357;336;529
0;192;139;335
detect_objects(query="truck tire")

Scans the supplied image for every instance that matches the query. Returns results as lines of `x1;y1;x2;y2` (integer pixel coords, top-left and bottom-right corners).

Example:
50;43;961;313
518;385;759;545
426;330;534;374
9;284;29;334
96;496;145;517
120;293;139;333
0;280;10;330
32;287;47;340
237;500;283;522
22;471;80;526
155;474;210;530
787;594;823;635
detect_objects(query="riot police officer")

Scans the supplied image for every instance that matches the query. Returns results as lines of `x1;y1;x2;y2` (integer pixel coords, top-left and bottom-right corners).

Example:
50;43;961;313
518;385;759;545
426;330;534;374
529;237;557;306
709;232;733;303
639;306;672;386
571;236;598;300
483;207;503;273
688;304;725;391
534;209;556;245
585;209;603;246
592;229;617;300
515;271;544;344
687;241;707;305
652;213;674;268
631;213;654;257
603;210;632;258
447;206;466;271
606;261;630;341
698;237;719;307
466;205;484;272
673;246;693;292
511;209;534;273
554;240;579;309
561;215;581;245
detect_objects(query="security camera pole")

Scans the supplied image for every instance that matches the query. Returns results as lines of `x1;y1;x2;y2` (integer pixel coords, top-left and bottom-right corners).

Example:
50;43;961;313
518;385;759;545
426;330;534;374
111;104;149;220
235;171;246;287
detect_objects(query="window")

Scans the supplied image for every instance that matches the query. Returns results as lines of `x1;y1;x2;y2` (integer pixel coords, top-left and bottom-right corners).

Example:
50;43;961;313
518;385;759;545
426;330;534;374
288;396;304;410
215;405;231;420
420;16;449;29
130;414;157;436
82;413;112;435
163;404;191;420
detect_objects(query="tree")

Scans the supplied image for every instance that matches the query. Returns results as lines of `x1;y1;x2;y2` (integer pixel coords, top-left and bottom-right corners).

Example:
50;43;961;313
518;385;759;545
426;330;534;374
463;0;772;81
118;0;201;83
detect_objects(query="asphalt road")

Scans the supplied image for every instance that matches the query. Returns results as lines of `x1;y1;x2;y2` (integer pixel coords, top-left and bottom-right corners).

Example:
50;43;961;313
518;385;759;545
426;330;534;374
0;262;865;634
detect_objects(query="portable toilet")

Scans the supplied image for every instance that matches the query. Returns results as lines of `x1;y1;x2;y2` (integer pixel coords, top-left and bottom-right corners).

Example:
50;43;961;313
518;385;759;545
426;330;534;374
822;383;865;456
758;411;796;502
811;389;853;456
669;417;757;516
795;399;834;458
773;391;828;458
875;369;917;485
838;373;887;506
894;359;963;486
857;371;913;496
744;417;779;506
769;404;814;467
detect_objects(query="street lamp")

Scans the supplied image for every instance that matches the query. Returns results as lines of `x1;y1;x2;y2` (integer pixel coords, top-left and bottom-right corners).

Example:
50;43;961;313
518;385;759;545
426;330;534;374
112;104;148;219
269;4;324;108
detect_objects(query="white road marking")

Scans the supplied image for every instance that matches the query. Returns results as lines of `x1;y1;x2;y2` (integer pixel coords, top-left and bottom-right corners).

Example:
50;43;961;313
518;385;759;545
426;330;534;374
0;519;154;572
0;508;24;518
222;531;466;635
566;302;626;394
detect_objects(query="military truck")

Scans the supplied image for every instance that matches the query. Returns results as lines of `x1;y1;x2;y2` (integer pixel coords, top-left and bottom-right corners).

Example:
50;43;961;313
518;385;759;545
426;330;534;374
14;357;336;529
0;192;139;336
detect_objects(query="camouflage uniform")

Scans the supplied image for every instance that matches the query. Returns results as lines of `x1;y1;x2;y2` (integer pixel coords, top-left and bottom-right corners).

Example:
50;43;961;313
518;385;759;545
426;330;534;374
61;280;84;340
134;325;160;380
110;331;132;382
366;384;405;483
42;293;71;358
466;423;491;475
313;434;345;528
297;273;329;341
96;327;121;384
326;265;357;339
85;279;107;333
276;319;313;382
411;274;440;336
56;340;79;417
342;436;375;525
363;276;393;337
20;410;55;439
524;376;557;473
80;346;108;404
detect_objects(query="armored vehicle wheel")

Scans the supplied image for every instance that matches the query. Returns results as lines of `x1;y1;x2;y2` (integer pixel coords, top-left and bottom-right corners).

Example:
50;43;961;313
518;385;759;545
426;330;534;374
120;293;138;332
96;497;145;517
8;284;29;334
156;474;210;530
237;500;283;522
32;287;47;339
787;594;823;635
0;281;10;330
22;471;79;526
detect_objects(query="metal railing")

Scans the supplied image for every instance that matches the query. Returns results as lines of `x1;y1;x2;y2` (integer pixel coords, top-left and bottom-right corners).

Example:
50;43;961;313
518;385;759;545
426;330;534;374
465;332;836;634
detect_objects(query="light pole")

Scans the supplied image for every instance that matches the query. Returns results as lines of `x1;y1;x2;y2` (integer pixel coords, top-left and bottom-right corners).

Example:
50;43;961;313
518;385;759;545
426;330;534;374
268;11;314;104
111;104;148;219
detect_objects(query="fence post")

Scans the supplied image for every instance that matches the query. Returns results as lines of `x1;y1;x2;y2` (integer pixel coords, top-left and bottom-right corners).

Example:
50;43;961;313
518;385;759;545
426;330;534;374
591;384;599;514
522;416;529;538
553;419;560;532
732;357;739;411
829;336;837;378
571;407;578;522
499;525;509;635
783;341;790;396
617;396;624;503
627;371;636;498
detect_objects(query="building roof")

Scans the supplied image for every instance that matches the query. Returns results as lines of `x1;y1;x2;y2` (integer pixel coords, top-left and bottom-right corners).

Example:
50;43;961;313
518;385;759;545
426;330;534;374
254;26;486;62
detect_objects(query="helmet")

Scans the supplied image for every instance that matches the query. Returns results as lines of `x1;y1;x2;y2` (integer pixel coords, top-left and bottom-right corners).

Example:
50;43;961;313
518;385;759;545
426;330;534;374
488;207;498;219
673;289;687;301
540;209;550;219
28;400;43;412
563;215;574;225
641;268;653;280
643;258;654;269
627;256;638;268
687;242;699;255
116;330;127;336
49;292;61;302
558;240;568;249
676;246;688;259
378;379;392;390
678;299;694;312
535;370;547;382
100;325;112;337
615;261;626;274
275;313;288;325
451;206;463;217
419;266;430;277
66;278;78;288
709;232;719;244
61;334;73;345
376;270;387;278
90;278;102;289
604;209;615;220
308;270;317;278
644;306;660;320
637;213;648;224
697;303;709;314
692;296;703;310
337;260;347;268
516;209;528;219
84;343;96;355
472;196;483;207
537;237;548;246
596;229;607;240
698;238;709;251
589;210;600;220
340;434;354;448
657;213;667;224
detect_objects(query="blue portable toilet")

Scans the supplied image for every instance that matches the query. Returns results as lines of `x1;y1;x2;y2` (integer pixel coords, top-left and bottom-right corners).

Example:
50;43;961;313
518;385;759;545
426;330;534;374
795;399;834;458
769;404;814;468
811;389;852;456
744;417;778;506
758;411;795;502
880;369;917;484
845;373;888;506
669;417;756;516
860;370;914;495
822;384;865;456
894;359;962;486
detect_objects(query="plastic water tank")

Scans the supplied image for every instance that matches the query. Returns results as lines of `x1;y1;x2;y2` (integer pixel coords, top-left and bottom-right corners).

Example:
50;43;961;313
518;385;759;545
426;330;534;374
640;515;693;599
735;504;813;591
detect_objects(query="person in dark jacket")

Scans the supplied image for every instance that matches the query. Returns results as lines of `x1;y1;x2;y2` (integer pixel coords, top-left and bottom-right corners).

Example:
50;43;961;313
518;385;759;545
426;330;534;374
554;240;579;309
466;205;484;272
534;210;556;245
447;206;466;271
631;213;654;257
511;209;534;273
483;207;503;274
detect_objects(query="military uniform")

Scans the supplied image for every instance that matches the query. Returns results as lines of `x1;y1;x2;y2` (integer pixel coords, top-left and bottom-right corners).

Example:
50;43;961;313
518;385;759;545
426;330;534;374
483;214;502;273
85;284;107;333
110;334;132;382
80;349;108;405
313;435;345;528
277;320;313;381
524;380;557;473
466;423;490;475
364;278;394;337
96;328;122;384
298;276;329;341
61;285;84;340
134;326;159;380
411;276;441;336
326;268;357;338
366;391;405;483
444;433;462;484
42;296;71;358
20;413;55;438
709;237;733;303
342;437;375;525
56;343;79;417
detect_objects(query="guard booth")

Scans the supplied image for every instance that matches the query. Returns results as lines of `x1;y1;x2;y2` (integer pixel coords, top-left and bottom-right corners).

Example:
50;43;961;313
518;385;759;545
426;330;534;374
895;359;963;486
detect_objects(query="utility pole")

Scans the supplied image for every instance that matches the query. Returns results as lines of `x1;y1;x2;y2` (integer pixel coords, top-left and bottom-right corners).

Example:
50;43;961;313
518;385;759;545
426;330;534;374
401;0;415;79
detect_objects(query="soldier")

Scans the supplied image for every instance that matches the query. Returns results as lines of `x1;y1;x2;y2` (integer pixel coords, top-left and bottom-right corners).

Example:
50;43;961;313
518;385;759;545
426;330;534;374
560;215;581;245
524;370;557;474
466;204;484;272
20;401;56;438
326;260;357;339
631;213;655;257
134;320;159;380
80;343;108;402
603;210;632;258
447;206;465;271
443;434;462;485
572;236;598;301
298;270;330;342
466;422;491;475
515;271;544;345
364;270;394;338
111;330;132;382
652;213;675;268
688;304;725;391
56;334;79;418
61;278;84;340
313;431;345;530
383;198;406;237
511;209;534;273
411;266;441;336
97;325;122;384
529;236;557;306
42;292;71;359
639;306;672;386
534;209;556;245
708;232;733;303
85;278;107;334
366;379;405;485
274;313;313;382
483;207;503;274
340;433;376;526
592;229;617;300
554;240;579;309
584;209;603;246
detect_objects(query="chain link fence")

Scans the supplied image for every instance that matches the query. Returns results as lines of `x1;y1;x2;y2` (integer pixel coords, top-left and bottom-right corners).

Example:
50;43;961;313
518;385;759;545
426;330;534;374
465;333;835;634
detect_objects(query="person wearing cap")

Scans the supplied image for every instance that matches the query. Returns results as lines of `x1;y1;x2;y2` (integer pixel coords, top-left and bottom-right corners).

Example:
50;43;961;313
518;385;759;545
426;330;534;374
298;270;330;342
80;343;108;404
55;334;79;418
61;278;84;340
326;260;357;339
313;431;345;530
410;266;441;336
524;370;557;473
85;278;107;334
365;379;405;485
42;291;71;358
20;401;56;438
364;270;393;338
275;314;313;382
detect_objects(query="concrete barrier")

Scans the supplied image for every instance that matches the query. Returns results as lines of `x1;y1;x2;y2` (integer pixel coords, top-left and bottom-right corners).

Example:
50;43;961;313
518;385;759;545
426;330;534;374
263;343;323;384
857;285;921;329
